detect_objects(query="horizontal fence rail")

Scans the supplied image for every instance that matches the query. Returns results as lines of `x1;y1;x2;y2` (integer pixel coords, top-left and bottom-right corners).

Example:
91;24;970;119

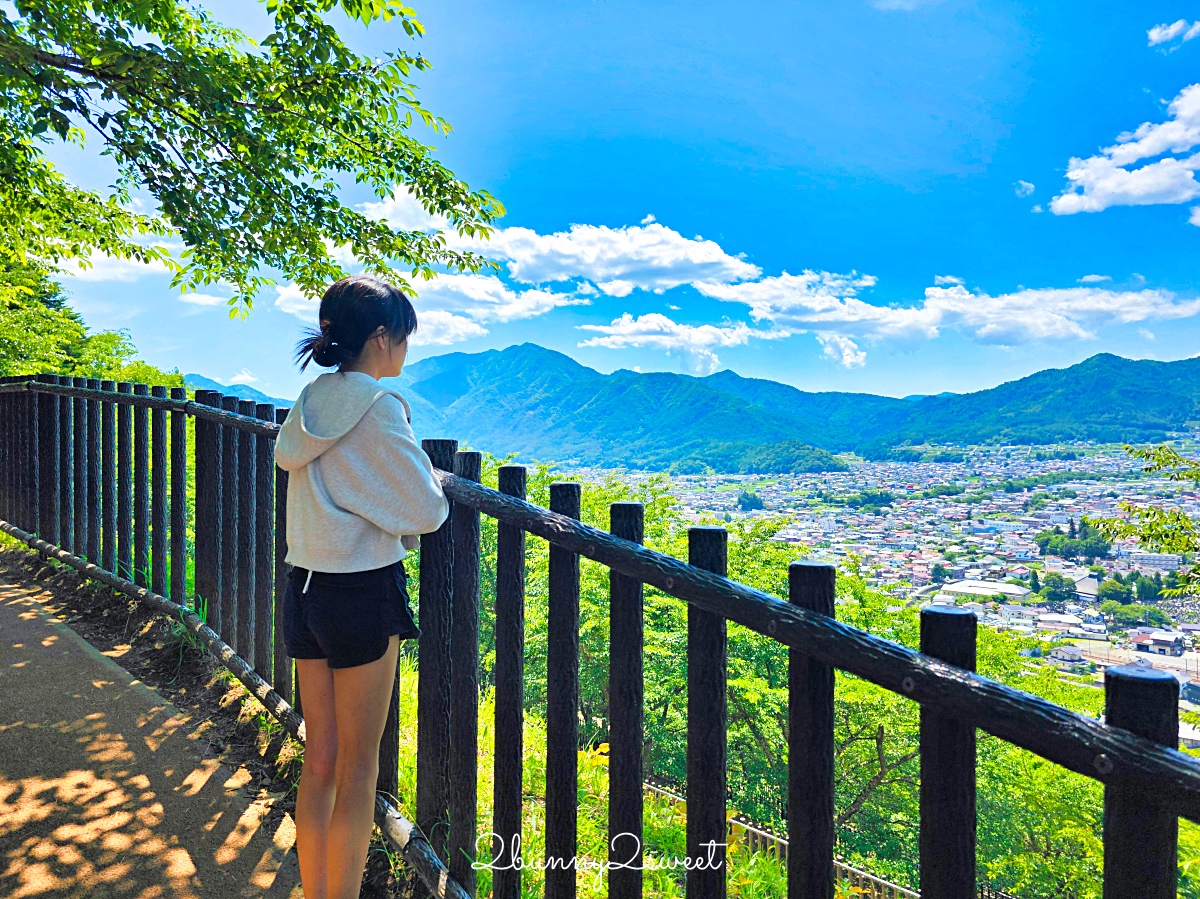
0;374;1195;899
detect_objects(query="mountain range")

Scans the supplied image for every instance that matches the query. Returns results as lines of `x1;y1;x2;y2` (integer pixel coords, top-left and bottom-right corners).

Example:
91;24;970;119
192;346;1200;473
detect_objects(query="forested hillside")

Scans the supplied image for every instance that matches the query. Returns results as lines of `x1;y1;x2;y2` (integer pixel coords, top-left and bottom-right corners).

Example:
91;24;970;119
375;345;1200;469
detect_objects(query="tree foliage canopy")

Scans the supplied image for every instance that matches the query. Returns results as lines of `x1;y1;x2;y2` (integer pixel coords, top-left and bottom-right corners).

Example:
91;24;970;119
0;0;503;313
1089;443;1200;595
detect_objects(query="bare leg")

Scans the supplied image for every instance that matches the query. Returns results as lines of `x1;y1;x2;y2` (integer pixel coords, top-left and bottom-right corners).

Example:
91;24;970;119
326;635;400;899
295;658;338;899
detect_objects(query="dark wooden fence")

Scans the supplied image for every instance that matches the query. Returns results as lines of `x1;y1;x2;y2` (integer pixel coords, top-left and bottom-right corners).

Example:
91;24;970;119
0;373;1197;899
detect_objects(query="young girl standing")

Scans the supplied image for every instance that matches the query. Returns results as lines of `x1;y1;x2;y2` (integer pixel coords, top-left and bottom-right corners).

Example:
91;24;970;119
274;275;449;899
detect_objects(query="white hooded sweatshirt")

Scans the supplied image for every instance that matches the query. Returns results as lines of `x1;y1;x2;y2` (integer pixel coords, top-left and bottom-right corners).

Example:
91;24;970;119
274;370;449;573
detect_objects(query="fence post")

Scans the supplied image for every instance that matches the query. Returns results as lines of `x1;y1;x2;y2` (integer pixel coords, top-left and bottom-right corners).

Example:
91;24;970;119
101;381;116;572
687;526;728;899
151;385;169;594
237;398;257;668
273;406;292;704
194;391;222;628
609;502;645;899
25;381;38;537
449;450;482;895
116;382;133;578
170;387;188;603
0;382;10;525
133;382;150;586
72;378;87;560
220;394;239;646
418;437;457;862
86;379;101;564
37;375;59;546
493;464;527;899
254;403;275;682
1103;665;1178;899
920;607;977;899
788;561;837;899
547;481;582;899
59;377;74;553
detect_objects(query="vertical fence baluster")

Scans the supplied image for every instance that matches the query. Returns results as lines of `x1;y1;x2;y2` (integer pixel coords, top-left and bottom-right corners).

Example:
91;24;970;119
1103;665;1178;899
38;375;60;546
7;381;15;521
151;385;168;594
687;526;729;899
194;391;222;628
101;381;116;572
72;377;87;558
117;382;133;578
2;382;12;524
86;379;101;563
1;383;10;524
1;384;9;523
254;403;274;682
789;562;837;899
25;383;38;536
547;481;581;899
610;501;645;899
170;387;188;604
11;383;21;527
449;450;482;894
237;399;257;668
20;378;33;527
4;382;13;524
273;406;292;704
920;607;977;899
493;464;527;899
59;377;74;553
133;383;150;586
417;438;457;860
221;394;239;646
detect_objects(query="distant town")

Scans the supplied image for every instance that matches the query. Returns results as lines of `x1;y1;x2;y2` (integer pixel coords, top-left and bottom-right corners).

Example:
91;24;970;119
574;442;1200;742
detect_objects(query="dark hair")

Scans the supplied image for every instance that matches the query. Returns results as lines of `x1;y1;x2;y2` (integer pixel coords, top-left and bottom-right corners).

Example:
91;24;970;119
295;275;418;371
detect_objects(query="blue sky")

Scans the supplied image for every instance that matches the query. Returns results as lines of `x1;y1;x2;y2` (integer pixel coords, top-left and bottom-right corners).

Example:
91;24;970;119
50;0;1200;401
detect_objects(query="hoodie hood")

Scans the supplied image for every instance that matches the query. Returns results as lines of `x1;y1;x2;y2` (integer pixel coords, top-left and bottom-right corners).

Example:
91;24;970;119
274;371;412;471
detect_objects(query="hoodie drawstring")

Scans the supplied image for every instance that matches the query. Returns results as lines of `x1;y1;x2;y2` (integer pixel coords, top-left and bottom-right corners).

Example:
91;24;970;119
303;569;313;594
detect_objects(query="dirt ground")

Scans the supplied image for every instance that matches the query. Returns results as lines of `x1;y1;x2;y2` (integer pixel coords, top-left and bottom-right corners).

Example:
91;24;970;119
0;544;420;899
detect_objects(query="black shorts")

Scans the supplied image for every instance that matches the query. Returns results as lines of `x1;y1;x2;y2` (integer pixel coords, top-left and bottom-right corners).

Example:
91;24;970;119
283;560;419;669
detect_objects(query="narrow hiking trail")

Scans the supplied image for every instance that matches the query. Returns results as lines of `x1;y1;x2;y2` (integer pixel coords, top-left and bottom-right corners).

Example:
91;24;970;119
0;553;304;899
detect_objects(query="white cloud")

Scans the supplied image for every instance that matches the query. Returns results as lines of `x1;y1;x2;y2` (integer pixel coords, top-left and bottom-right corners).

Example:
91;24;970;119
180;292;226;306
1148;19;1200;47
1014;180;1036;198
228;369;258;385
1191;206;1200;226
577;312;788;374
274;283;317;319
934;275;963;286
273;273;583;347
358;186;449;231
410;310;489;346
410;273;591;324
471;221;762;294
1139;327;1157;341
1031;204;1044;213
817;334;867;368
698;270;1200;345
640;214;656;224
1077;274;1111;283
1052;84;1200;215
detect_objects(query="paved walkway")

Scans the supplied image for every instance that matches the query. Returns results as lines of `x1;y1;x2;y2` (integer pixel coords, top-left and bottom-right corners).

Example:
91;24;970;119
0;577;304;899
